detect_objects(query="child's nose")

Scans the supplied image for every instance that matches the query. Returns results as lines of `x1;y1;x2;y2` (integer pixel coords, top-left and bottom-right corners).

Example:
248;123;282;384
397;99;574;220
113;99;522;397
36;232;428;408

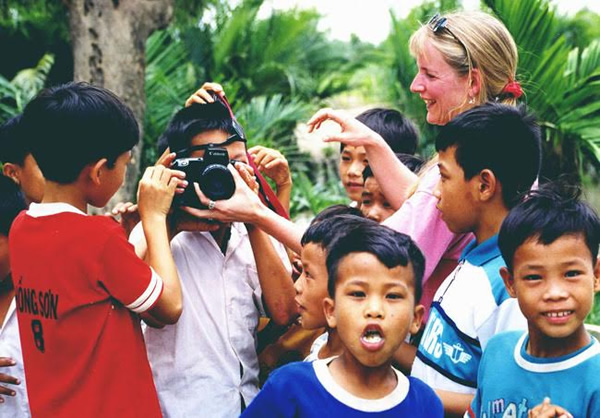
543;280;569;301
364;296;384;319
348;161;364;178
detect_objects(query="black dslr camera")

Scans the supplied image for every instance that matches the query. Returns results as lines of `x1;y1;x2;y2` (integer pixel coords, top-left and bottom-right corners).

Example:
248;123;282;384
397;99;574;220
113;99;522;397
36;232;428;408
171;145;236;209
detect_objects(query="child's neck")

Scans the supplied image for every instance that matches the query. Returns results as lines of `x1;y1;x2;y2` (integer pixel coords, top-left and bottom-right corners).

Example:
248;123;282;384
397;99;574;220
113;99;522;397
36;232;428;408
328;351;397;400
474;204;508;244
319;329;344;359
527;325;591;358
42;182;88;213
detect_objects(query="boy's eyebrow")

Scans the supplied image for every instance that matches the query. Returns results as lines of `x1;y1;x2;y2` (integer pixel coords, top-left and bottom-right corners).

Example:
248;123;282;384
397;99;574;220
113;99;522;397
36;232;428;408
361;191;373;197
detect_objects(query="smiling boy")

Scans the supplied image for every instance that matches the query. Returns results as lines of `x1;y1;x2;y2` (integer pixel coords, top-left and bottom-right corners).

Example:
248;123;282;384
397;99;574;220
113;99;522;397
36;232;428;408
467;185;600;417
242;224;442;417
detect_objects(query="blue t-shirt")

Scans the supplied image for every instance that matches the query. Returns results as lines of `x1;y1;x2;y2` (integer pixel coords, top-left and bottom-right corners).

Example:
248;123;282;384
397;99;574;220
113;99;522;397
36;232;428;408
468;331;600;417
242;359;443;417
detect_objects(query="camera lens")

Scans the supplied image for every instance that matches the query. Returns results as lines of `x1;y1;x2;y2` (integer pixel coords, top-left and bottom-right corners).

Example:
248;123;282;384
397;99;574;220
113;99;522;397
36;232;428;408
199;164;235;200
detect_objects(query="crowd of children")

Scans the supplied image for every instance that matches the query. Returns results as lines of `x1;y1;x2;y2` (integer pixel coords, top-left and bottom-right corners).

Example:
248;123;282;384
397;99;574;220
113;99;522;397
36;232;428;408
1;41;600;418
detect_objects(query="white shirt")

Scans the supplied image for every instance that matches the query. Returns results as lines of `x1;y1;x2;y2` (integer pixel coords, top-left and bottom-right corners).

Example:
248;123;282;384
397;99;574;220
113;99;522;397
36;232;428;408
143;223;289;418
0;298;31;417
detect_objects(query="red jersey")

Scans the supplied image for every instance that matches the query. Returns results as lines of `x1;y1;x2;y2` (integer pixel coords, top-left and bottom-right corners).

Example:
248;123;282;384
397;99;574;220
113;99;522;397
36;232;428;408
9;203;163;417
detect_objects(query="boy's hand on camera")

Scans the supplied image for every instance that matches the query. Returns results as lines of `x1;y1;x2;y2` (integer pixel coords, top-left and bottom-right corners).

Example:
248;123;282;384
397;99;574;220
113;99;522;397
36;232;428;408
528;398;572;418
234;162;260;195
0;357;20;403
182;164;263;224
137;166;185;220
155;149;186;193
106;202;140;237
306;108;383;148
248;145;292;189
185;82;225;107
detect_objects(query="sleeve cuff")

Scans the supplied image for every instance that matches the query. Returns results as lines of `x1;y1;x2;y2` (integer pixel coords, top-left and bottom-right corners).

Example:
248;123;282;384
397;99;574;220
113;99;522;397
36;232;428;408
125;269;163;313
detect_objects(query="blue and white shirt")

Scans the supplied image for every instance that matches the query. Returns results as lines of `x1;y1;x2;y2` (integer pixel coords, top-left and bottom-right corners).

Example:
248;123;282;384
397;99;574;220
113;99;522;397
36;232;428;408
242;359;443;417
411;235;526;394
468;331;600;417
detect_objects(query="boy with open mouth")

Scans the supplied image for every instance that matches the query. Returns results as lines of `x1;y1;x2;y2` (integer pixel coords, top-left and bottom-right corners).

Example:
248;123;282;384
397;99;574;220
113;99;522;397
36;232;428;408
242;223;443;417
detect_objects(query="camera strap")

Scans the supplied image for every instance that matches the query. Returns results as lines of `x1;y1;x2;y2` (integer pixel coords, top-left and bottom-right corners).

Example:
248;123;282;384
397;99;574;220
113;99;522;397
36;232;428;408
216;93;290;220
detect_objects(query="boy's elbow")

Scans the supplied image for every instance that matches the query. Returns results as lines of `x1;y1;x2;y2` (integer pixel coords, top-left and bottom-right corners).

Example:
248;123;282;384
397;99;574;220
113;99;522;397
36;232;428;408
162;303;183;324
269;304;297;326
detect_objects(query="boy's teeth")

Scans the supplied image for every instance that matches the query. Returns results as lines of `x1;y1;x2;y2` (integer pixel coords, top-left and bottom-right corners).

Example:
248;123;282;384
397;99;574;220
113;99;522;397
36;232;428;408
363;330;382;343
545;311;573;318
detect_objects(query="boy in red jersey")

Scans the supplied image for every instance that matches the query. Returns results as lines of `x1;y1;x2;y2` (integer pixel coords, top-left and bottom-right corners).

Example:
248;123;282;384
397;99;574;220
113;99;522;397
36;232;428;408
9;82;184;417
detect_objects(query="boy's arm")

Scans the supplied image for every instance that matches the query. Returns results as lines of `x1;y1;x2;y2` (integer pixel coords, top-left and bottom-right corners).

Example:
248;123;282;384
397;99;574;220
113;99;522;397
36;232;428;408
248;145;292;214
246;224;296;326
137;166;184;325
435;390;474;418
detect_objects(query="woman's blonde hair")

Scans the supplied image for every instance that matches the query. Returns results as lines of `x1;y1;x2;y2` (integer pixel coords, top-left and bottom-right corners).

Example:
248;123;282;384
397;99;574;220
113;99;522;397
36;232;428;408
409;11;519;108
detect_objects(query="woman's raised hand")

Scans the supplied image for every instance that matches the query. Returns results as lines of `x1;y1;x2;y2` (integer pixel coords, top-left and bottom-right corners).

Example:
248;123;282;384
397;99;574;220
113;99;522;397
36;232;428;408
306;108;383;148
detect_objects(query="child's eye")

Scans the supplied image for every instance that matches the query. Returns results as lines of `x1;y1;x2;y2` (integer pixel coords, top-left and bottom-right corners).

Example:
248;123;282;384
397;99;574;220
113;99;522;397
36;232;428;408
565;270;583;278
348;291;365;298
362;199;372;206
341;155;351;162
386;293;403;300
383;201;392;209
523;274;542;281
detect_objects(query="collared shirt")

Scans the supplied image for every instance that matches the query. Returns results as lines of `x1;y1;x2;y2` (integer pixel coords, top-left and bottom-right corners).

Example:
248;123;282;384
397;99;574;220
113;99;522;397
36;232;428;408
0;298;31;417
144;223;288;418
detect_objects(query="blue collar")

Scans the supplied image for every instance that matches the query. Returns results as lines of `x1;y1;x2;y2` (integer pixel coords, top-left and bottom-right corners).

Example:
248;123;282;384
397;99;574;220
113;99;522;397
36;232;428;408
459;234;501;266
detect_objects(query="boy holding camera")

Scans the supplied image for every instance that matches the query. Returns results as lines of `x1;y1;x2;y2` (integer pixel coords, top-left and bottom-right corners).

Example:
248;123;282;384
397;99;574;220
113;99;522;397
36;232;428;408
9;82;184;417
143;100;296;417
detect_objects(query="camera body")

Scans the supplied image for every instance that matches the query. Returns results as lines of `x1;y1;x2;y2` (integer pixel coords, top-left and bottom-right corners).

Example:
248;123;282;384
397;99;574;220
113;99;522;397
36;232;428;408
171;145;236;209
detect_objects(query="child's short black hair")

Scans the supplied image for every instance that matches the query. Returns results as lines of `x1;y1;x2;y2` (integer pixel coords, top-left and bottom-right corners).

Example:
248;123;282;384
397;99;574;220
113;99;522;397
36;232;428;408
158;102;239;156
499;183;600;271
354;108;419;155
0;175;26;236
363;153;424;182
436;103;541;209
301;213;373;251
22;82;139;184
0;114;28;165
325;224;425;303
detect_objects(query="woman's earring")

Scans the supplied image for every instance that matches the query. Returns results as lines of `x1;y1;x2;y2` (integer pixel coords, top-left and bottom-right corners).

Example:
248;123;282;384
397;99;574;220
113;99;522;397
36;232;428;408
468;96;475;104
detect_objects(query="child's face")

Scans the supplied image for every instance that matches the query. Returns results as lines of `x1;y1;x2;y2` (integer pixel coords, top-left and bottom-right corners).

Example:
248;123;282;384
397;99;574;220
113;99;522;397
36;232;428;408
501;234;600;351
2;154;45;204
324;252;423;368
435;146;479;234
339;145;367;203
360;177;394;223
294;243;329;329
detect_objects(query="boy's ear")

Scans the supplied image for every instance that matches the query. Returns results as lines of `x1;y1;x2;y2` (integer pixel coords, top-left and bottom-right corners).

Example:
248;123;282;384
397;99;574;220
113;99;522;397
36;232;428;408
89;158;109;186
500;266;517;297
2;162;21;185
410;304;425;336
593;258;600;293
477;169;497;202
323;297;337;329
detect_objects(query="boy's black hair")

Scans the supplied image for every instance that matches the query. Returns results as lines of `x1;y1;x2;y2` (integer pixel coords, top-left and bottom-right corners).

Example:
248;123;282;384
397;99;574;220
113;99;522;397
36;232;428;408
158;102;238;156
499;183;600;271
22;82;139;184
309;204;363;226
326;224;425;303
0;175;26;236
351;108;419;155
301;213;373;251
436;103;541;209
0;114;28;165
363;153;424;181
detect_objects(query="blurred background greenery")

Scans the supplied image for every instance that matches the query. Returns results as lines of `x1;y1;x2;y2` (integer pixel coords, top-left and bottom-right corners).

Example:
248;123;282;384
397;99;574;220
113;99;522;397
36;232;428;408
1;0;599;319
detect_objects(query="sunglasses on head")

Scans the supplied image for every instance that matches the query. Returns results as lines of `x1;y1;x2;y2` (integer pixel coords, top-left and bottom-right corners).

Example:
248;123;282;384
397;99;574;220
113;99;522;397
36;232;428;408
428;13;472;68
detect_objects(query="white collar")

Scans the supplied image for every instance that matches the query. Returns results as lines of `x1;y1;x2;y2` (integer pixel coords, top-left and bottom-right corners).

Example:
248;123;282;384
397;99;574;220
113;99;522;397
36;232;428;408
312;358;409;412
514;332;600;373
27;202;87;218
